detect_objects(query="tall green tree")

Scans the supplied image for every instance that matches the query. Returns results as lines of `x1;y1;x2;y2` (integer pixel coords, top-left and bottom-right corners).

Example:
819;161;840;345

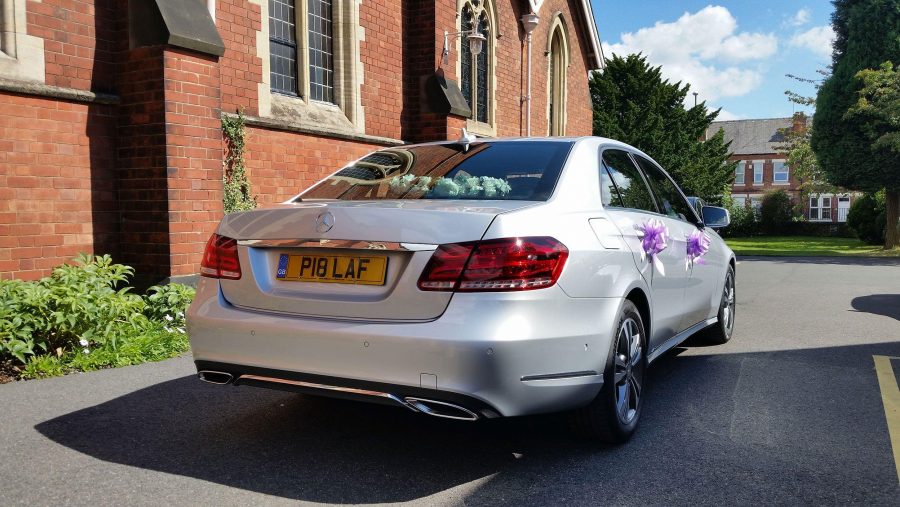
810;0;900;249
777;74;835;214
590;54;736;202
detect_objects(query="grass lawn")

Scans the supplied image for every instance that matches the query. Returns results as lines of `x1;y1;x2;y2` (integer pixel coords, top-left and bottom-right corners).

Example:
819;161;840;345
725;236;900;257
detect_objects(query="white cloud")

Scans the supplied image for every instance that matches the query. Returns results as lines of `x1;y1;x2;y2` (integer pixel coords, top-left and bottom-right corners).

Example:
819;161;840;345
787;8;811;27
714;109;741;121
604;6;777;103
789;25;835;59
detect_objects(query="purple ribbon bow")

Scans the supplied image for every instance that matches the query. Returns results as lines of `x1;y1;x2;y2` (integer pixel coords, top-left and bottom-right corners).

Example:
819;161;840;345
686;229;710;269
635;219;669;276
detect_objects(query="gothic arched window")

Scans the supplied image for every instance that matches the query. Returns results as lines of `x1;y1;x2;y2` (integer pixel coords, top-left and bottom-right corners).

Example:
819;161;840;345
459;1;492;125
547;19;569;136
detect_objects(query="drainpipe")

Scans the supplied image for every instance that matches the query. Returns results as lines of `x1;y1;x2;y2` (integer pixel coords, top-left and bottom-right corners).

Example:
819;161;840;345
521;13;540;137
207;0;216;23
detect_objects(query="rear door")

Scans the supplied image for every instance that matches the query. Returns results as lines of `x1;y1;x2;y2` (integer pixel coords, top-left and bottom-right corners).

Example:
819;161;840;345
632;154;717;330
600;148;690;349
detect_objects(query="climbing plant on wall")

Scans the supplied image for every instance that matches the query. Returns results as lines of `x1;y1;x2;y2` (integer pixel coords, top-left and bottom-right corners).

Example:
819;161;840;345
221;110;257;213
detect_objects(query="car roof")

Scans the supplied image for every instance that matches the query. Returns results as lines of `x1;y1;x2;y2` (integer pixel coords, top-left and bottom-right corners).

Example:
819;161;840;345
392;136;640;151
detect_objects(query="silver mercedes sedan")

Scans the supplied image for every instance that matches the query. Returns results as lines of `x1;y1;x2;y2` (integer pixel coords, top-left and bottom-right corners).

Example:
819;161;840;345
187;136;736;442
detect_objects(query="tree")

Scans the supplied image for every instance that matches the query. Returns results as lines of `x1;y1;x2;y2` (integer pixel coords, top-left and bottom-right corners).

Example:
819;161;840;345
759;189;794;234
590;54;736;202
777;74;835;215
810;0;900;249
845;62;900;152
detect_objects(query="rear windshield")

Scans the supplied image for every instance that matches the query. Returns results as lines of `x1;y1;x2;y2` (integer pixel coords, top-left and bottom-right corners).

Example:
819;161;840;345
299;141;573;201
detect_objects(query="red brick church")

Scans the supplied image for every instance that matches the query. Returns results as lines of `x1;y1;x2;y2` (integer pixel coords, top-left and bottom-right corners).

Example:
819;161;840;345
0;0;603;284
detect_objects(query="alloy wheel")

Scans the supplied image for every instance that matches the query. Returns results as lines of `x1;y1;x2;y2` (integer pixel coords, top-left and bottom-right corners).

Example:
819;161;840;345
613;317;643;424
722;271;735;334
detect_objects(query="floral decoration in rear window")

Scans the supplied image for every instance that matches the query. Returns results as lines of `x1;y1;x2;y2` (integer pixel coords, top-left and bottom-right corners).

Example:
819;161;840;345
389;173;511;199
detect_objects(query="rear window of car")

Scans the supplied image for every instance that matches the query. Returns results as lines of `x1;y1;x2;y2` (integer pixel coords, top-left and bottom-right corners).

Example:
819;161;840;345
299;141;574;201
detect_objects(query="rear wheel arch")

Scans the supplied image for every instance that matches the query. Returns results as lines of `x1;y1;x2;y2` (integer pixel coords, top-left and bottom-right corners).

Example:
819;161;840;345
625;288;651;344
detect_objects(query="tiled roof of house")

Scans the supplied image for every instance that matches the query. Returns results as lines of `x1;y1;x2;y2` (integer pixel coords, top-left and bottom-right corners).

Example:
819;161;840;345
707;117;808;156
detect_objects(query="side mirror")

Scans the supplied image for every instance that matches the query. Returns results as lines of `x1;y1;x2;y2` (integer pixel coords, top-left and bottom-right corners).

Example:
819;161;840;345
701;205;730;229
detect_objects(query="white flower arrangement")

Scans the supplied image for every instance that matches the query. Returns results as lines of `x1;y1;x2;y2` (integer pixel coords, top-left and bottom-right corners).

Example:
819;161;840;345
389;174;417;192
412;176;432;193
432;177;461;197
388;174;512;198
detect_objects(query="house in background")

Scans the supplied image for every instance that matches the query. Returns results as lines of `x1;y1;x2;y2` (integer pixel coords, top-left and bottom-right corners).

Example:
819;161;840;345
708;114;855;223
0;0;603;283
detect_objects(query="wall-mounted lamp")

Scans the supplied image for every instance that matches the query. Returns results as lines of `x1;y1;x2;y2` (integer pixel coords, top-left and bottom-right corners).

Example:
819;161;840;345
442;27;486;65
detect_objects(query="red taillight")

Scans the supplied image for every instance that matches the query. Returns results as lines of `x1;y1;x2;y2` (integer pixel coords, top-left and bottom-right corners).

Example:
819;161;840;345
417;237;568;292
200;234;242;280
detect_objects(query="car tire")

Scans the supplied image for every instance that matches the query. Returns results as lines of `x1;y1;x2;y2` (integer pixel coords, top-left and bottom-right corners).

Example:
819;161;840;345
570;300;646;443
702;265;736;345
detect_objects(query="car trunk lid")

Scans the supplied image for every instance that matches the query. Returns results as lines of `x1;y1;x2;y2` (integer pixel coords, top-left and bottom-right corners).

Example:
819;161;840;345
216;200;536;321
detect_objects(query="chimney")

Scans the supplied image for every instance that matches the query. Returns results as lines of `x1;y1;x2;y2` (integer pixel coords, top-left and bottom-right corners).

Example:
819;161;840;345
792;112;807;134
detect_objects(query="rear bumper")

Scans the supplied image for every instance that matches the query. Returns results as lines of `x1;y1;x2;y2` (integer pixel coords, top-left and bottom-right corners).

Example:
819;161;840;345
187;278;622;417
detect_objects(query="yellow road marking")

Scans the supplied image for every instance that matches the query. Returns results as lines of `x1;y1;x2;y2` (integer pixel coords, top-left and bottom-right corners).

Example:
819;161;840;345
873;355;900;484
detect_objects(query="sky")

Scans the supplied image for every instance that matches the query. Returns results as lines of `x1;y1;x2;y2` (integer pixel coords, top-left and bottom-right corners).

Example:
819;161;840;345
589;1;836;121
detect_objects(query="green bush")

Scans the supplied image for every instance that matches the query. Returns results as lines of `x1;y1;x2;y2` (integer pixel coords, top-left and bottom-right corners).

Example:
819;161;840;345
846;191;887;245
758;190;795;234
719;193;759;237
0;254;195;380
145;283;194;330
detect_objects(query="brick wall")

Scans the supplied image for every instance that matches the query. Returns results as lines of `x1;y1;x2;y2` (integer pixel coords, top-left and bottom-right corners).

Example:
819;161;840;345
244;126;380;203
2;0;600;282
0;93;117;279
28;0;118;93
0;0;120;280
360;0;404;140
216;0;262;116
491;0;593;137
163;49;225;277
115;46;169;281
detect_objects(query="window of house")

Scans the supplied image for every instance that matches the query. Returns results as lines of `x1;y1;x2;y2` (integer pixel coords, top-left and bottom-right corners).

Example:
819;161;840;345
268;0;337;104
459;1;493;127
773;160;789;184
753;160;764;184
821;196;832;220
734;161;745;186
809;196;819;220
547;21;568;136
750;197;762;212
809;195;832;221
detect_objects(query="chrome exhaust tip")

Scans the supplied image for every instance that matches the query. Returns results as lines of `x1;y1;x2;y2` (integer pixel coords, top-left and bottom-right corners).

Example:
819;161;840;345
198;370;234;385
404;397;479;421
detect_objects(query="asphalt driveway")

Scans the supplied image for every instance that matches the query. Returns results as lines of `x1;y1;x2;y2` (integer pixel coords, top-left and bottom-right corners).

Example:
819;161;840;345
2;257;899;506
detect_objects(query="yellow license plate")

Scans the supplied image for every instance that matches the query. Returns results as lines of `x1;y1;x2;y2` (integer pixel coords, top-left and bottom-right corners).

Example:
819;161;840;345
275;253;388;285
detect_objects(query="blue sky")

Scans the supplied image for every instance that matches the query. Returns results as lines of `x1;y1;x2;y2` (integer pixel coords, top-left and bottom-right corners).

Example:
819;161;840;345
590;1;835;120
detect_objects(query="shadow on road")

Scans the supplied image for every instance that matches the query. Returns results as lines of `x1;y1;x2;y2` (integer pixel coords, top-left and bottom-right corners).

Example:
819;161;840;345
851;294;900;321
35;341;900;504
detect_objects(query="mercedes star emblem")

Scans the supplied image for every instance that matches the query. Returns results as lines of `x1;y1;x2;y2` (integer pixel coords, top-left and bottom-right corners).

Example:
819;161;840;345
315;211;335;233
